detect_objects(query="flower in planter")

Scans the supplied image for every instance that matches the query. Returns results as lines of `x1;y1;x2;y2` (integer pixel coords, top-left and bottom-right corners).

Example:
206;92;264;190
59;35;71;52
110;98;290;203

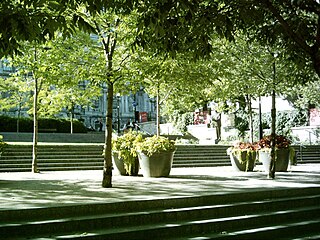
227;141;259;164
257;134;292;149
257;134;296;168
135;135;176;157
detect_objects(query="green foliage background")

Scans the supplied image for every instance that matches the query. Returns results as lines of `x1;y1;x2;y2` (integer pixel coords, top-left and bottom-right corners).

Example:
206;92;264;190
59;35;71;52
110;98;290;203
168;111;194;134
234;109;308;139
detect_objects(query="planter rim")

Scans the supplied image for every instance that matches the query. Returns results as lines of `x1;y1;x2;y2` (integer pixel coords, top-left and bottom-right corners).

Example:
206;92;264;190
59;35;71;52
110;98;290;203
137;149;176;156
258;147;292;152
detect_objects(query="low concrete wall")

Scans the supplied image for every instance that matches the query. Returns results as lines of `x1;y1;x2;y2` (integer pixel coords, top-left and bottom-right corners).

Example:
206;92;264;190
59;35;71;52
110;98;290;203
0;132;105;143
187;124;217;144
291;126;320;144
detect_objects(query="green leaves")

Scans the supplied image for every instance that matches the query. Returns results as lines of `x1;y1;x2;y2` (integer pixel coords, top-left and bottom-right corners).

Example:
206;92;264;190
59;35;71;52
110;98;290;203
0;0;126;58
1;31;104;118
134;0;320;77
136;135;176;156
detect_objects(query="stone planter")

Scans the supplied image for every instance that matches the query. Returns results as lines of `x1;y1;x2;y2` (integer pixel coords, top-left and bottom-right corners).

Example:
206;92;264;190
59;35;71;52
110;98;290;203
112;152;139;176
230;151;256;172
137;150;175;177
258;148;290;173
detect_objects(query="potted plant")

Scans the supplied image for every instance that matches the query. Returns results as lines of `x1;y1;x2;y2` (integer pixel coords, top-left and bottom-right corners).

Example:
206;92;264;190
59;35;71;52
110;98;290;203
112;130;141;176
227;141;258;172
135;135;176;177
257;134;295;173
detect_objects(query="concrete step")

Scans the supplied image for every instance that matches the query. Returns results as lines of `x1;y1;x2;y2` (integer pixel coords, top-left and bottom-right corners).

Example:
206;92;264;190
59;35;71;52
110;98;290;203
173;161;230;166
171;218;320;239
174;156;229;160
0;166;103;172
2;156;103;161
1;144;320;172
54;207;319;240
175;154;228;158
0;144;105;172
0;132;105;143
175;149;228;152
0;188;319;239
173;163;231;168
174;158;229;163
0;161;103;167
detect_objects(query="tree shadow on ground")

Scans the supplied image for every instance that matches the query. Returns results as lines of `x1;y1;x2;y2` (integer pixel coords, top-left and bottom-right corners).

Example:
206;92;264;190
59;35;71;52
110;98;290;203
0;168;319;210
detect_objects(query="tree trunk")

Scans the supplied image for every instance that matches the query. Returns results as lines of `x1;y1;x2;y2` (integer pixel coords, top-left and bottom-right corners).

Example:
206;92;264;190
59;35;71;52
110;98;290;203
102;82;114;188
70;105;74;134
312;51;320;78
17;102;21;133
96;17;120;188
269;89;276;179
32;76;39;173
269;60;277;179
156;84;160;137
313;51;320;77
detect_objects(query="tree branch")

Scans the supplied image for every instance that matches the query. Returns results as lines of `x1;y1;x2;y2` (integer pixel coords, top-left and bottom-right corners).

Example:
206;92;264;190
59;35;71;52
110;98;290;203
159;85;173;105
262;0;313;55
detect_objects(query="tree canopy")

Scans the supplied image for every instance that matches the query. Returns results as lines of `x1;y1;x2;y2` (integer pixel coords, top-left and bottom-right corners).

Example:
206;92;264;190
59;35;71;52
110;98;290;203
135;0;320;77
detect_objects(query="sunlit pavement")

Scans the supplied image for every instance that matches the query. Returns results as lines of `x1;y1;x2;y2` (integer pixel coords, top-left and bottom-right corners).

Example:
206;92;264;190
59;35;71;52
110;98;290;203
0;164;319;210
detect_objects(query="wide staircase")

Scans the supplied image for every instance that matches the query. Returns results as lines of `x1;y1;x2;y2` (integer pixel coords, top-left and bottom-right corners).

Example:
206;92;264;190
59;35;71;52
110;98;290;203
173;145;230;167
0;187;319;239
0;144;105;172
1;144;320;172
0;144;231;172
293;145;320;164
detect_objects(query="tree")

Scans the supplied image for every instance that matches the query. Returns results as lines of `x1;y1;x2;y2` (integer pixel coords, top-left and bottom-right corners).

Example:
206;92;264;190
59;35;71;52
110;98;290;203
2;32;103;133
8;42;57;173
135;1;320;78
35;32;102;133
0;70;31;132
204;35;314;178
135;32;314;178
3;33;103;172
81;8;141;188
131;51;217;135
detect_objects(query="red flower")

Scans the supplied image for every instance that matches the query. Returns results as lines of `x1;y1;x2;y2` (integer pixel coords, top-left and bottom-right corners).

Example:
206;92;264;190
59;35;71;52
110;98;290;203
257;135;291;149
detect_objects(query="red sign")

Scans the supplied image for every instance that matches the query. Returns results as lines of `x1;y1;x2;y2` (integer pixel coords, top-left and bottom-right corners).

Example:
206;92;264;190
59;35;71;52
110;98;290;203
194;111;208;125
139;112;148;122
310;108;320;126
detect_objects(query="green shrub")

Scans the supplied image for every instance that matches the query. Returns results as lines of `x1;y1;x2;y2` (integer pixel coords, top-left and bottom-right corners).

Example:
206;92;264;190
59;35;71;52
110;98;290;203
19;118;33;132
169;111;194;134
0;115;16;132
235;109;308;139
0;135;7;155
0;115;87;133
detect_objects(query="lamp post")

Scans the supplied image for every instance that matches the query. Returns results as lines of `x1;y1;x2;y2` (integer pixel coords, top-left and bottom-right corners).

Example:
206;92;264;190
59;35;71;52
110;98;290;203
269;52;278;179
149;97;156;121
116;93;121;134
259;96;263;139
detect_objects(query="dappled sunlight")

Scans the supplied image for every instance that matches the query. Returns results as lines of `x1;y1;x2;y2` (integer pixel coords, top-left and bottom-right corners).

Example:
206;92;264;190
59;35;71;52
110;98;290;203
0;165;320;210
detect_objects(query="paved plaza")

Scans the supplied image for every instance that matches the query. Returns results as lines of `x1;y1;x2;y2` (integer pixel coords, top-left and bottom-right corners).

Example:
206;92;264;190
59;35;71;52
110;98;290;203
0;164;320;210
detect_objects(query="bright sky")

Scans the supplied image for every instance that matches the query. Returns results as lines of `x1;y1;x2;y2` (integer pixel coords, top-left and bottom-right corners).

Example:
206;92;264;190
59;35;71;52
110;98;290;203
251;96;293;113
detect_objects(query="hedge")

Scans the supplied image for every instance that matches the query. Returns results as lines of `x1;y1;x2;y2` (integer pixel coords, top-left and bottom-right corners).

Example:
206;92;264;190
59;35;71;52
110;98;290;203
0;115;87;133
